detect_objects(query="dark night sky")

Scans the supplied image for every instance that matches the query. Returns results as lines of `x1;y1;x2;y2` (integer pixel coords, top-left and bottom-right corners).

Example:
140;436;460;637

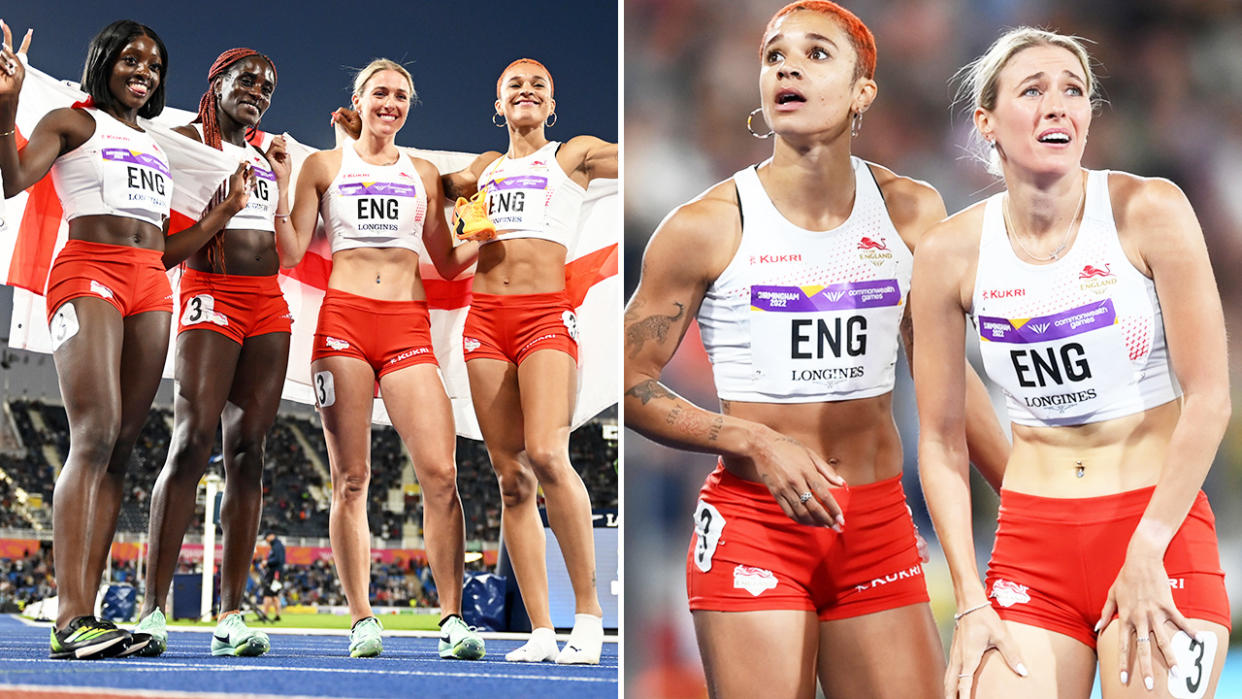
1;1;618;152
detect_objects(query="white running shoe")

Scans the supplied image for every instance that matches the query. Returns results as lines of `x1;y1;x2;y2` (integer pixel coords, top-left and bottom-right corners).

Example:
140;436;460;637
505;626;559;662
555;613;603;665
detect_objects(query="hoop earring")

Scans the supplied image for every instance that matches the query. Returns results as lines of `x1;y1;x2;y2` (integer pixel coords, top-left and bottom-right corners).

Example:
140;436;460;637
850;111;863;138
747;107;773;139
492;113;506;128
545;113;557;128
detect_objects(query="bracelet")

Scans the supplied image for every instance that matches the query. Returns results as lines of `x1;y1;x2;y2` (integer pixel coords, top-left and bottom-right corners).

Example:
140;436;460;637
273;211;290;221
0;127;14;138
953;601;991;623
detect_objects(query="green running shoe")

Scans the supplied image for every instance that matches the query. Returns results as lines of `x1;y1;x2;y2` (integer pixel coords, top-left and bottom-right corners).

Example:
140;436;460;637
349;617;383;658
49;615;130;659
438;615;485;660
133;609;168;657
211;613;271;657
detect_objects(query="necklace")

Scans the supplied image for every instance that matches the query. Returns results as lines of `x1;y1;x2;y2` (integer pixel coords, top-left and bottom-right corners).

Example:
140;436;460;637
1002;183;1084;262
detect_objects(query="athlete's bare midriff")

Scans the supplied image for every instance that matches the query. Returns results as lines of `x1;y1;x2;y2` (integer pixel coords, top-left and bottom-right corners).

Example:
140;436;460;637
327;246;424;301
1004;397;1179;497
67;215;164;250
473;237;567;295
722;392;903;486
186;227;279;276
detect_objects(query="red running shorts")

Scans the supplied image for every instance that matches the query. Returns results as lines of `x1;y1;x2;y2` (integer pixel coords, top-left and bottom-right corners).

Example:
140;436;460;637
985;487;1230;648
463;290;578;365
311;288;437;377
687;461;929;620
177;268;292;344
45;239;172;322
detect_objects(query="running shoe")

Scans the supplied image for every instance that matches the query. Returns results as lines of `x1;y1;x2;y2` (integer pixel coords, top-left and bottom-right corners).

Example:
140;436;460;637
452;190;496;242
211;612;271;657
438;615;485;660
49;615;130;659
505;626;559;663
349;616;383;658
133;609;167;657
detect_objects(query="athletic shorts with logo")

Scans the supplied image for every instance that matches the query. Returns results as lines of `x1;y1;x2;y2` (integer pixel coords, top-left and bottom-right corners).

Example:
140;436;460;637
986;487;1230;648
687;461;928;620
177;268;291;343
45;239;172;323
463;290;578;365
311;288;437;377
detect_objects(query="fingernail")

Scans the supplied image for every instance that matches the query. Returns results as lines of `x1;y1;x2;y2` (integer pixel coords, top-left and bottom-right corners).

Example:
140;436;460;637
1016;663;1028;677
1144;676;1153;691
836;515;846;527
1120;671;1128;685
1093;620;1102;632
831;523;843;533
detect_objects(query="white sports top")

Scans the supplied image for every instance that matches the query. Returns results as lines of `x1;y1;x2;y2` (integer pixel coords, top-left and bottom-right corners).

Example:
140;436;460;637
51;107;172;228
476;140;585;250
320;145;427;254
193;124;276;232
698;157;912;403
970;170;1181;427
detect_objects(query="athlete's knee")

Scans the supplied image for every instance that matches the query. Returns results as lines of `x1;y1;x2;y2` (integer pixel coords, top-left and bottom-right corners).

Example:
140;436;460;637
224;431;267;479
332;469;371;503
67;416;123;468
523;442;572;483
168;419;218;466
497;467;538;508
417;460;459;501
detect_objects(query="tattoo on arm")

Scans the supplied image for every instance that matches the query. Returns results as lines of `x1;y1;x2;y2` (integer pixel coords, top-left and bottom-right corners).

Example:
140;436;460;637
707;416;724;442
625;380;676;405
624;302;685;359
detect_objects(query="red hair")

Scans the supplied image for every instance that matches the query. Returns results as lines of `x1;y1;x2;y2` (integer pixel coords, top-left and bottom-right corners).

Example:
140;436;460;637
496;58;553;98
194;48;277;150
761;1;876;80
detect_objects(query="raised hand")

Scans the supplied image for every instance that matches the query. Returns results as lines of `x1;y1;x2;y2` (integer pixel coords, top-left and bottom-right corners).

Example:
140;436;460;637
329;107;361;140
265;134;291;186
0;20;33;99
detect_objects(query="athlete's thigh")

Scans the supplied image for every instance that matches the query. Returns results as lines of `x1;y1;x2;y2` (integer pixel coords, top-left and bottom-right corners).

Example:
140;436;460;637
225;332;290;426
974;620;1096;699
514;349;576;446
1097;618;1227;699
175;329;243;426
466;358;525;458
311;356;377;470
51;297;124;422
378;364;454;465
816;602;943;699
117;311;171;427
693;609;819;699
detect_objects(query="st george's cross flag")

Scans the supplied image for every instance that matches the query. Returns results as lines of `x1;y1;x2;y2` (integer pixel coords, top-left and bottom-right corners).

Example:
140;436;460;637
0;59;619;439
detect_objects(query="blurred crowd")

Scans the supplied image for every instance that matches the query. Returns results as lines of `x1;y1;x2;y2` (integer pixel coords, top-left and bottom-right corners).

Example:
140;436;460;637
625;0;1242;695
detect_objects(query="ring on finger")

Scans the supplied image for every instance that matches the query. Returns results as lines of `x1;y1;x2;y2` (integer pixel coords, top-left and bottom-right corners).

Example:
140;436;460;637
1136;636;1150;642
958;673;972;678
798;491;813;504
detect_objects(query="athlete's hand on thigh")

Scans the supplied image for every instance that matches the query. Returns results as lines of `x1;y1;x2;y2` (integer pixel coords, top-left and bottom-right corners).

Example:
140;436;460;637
752;428;846;529
946;607;1027;699
1096;553;1193;691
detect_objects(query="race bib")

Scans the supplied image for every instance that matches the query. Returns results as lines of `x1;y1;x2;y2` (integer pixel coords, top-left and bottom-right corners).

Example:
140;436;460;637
977;299;1131;418
181;294;228;327
100;146;171;219
749;280;901;390
336;179;423;240
485;174;548;231
1168;630;1217;699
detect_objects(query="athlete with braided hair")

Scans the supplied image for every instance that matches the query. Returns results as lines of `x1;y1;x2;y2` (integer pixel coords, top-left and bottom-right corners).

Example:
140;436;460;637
134;47;294;657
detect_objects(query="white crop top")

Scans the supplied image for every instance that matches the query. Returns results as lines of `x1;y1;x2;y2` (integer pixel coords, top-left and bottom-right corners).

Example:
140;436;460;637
193;124;277;232
698;157;913;403
51;107;172;228
476;140;585;250
320;145;428;254
970;170;1181;427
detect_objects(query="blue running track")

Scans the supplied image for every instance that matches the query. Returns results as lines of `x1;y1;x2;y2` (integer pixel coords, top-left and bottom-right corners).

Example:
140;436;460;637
0;615;618;698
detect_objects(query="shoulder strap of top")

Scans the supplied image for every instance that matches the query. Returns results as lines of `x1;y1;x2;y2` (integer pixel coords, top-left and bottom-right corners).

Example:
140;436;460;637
731;163;773;223
853;157;885;207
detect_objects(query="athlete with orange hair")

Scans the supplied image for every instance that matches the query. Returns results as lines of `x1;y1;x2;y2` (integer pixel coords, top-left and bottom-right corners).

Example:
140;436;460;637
449;56;616;665
134;47;294;657
624;2;1007;696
